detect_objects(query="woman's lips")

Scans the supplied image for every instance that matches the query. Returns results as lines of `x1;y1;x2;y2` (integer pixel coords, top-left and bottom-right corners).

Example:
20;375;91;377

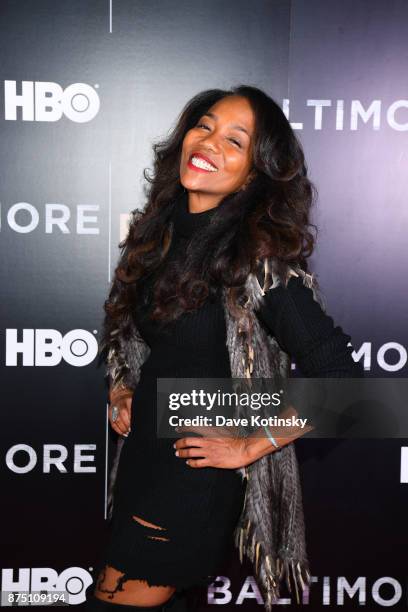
187;154;218;173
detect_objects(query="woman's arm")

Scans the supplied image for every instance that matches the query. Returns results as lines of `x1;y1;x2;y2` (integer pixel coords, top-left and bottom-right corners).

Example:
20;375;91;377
243;274;364;464
243;404;315;465
255;274;364;377
99;245;150;436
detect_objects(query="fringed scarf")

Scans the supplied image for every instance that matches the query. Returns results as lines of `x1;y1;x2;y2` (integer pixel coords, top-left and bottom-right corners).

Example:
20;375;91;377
100;253;326;610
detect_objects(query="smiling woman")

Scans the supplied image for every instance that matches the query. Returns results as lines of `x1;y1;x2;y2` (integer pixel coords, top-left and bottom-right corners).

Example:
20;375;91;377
88;85;363;612
180;96;257;212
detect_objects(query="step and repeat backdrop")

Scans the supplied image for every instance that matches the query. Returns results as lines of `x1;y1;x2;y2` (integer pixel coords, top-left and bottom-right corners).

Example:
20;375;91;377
1;0;407;609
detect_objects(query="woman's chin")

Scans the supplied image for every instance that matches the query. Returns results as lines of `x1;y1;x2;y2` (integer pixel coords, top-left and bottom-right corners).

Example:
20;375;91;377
180;180;219;195
180;171;217;191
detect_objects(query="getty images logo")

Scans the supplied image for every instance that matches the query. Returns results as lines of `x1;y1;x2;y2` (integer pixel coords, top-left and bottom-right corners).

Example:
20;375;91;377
4;80;100;122
6;329;98;367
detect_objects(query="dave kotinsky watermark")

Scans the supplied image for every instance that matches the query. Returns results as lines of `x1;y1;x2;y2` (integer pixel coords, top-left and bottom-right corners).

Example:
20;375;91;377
156;377;408;441
166;387;308;428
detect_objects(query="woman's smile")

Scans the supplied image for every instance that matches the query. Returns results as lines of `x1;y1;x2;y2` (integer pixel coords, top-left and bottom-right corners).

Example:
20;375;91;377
187;153;218;173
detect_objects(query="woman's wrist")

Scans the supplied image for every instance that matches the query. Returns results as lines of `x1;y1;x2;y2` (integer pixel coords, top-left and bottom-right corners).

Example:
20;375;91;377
244;421;314;464
109;384;134;404
244;433;284;464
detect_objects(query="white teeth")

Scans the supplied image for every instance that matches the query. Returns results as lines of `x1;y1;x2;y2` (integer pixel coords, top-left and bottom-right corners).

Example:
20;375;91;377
190;155;218;172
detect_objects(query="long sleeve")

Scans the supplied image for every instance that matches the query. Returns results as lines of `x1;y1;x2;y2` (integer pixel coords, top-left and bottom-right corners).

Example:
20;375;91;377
255;275;364;377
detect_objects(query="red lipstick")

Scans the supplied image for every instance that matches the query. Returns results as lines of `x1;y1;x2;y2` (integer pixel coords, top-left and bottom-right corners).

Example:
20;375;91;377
187;152;218;173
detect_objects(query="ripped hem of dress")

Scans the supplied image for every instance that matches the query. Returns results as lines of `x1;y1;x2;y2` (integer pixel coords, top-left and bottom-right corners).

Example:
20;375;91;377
98;561;216;593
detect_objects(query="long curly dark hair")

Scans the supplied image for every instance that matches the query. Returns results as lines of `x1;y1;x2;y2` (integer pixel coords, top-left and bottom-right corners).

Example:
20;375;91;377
103;84;318;343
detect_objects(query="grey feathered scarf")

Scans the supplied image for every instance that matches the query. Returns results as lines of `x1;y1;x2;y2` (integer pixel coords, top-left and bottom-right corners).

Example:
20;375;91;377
101;253;325;610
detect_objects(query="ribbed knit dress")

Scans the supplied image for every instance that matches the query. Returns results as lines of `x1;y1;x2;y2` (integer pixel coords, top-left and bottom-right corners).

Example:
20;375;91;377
101;192;363;594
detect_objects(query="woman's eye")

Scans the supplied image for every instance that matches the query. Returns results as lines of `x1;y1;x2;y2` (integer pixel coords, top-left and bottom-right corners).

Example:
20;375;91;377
229;138;242;148
196;123;241;148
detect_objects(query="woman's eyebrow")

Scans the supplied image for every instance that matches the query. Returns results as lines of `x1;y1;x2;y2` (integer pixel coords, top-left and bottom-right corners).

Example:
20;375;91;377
202;111;250;136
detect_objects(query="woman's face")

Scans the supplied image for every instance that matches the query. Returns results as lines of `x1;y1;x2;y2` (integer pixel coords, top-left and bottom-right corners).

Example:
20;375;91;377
179;95;256;208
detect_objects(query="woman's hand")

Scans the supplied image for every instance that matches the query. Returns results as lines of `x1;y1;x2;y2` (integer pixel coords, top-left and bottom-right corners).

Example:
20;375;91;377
108;386;133;437
173;425;252;469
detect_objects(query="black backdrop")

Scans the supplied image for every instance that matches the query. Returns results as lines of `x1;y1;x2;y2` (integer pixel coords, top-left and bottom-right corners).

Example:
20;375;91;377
1;0;407;609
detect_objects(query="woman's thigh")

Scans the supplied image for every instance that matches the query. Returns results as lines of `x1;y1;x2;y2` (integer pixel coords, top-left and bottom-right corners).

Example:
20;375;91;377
93;563;176;606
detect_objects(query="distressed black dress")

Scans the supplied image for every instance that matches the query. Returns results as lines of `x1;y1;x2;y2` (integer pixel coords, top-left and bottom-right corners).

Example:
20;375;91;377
103;198;246;591
101;192;364;593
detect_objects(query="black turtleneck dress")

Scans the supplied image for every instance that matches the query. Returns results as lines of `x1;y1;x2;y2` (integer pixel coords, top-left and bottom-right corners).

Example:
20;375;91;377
101;193;364;593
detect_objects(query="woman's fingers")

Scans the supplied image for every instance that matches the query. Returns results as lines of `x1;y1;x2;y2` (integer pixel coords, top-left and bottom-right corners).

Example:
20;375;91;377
120;397;132;429
108;387;133;435
109;407;127;435
109;399;132;435
111;421;126;436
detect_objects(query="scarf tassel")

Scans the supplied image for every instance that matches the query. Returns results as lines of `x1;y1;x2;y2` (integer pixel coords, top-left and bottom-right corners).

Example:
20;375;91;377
234;522;311;609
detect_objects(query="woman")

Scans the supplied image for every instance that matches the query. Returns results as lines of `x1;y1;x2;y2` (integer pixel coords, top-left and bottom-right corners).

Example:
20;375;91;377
88;85;363;611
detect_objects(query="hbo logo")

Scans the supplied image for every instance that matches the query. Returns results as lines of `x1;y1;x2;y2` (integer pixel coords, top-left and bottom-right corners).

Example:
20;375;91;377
4;80;100;122
6;329;98;367
1;567;93;605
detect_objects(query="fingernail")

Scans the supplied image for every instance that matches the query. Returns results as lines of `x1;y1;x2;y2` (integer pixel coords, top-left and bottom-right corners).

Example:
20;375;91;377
174;450;179;456
173;443;176;449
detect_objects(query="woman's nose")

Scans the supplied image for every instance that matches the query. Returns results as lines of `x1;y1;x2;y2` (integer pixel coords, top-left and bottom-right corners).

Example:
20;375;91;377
201;134;220;151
